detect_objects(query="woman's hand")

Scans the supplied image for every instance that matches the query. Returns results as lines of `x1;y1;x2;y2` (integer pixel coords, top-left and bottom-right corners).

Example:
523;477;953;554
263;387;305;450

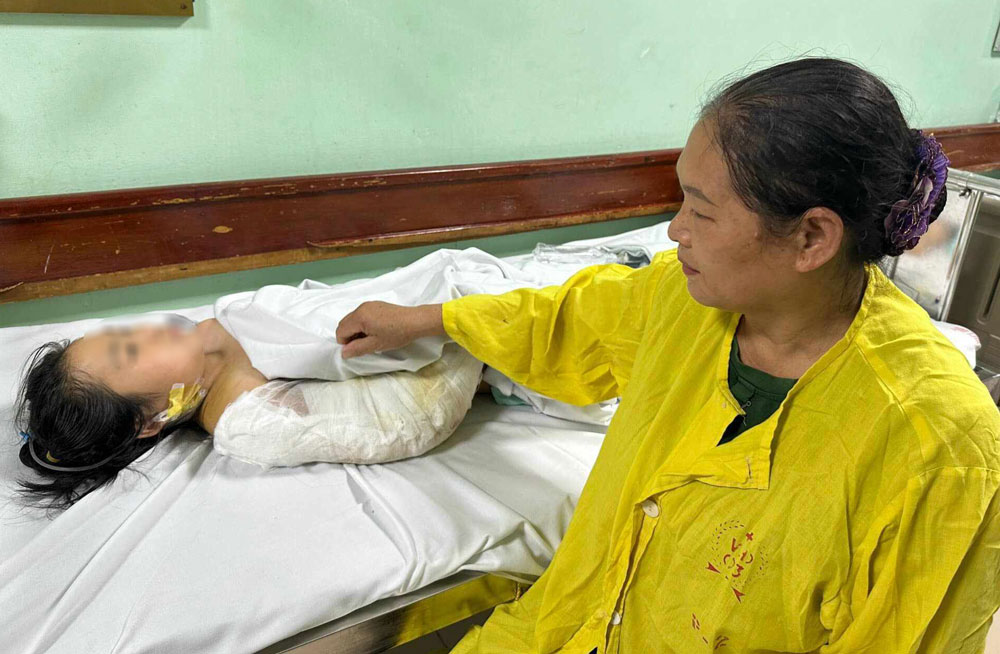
336;302;445;359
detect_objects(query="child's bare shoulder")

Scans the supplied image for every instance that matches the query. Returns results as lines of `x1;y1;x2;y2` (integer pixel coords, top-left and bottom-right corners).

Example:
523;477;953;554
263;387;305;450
196;319;267;434
197;368;266;435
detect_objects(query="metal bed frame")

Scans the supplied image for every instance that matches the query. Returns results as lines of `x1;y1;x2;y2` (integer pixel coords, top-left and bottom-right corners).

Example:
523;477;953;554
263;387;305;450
257;572;527;654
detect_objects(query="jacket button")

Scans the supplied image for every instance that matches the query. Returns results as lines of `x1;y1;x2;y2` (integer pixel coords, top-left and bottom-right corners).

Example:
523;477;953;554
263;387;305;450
611;611;622;625
641;499;660;518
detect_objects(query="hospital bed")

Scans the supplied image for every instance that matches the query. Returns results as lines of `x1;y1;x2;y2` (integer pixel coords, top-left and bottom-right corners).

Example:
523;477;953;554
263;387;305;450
0;227;664;654
1;124;999;654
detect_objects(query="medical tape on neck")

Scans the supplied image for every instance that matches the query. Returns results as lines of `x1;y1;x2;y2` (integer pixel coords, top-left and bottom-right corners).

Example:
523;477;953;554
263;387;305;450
152;379;206;424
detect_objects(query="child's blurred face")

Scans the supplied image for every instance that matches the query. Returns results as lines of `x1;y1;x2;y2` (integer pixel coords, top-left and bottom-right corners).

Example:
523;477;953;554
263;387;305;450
66;323;206;419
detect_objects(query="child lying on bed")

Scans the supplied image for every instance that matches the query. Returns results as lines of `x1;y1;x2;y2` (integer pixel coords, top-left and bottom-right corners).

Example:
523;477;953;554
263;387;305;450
13;311;484;511
11;248;620;512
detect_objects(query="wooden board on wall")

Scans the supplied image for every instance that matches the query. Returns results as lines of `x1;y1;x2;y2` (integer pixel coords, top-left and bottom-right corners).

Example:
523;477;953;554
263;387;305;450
0;152;682;303
0;0;192;16
1;122;998;304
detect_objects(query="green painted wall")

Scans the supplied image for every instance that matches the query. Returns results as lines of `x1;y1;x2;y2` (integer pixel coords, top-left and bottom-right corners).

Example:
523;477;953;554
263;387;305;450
2;1;999;199
2;1;998;326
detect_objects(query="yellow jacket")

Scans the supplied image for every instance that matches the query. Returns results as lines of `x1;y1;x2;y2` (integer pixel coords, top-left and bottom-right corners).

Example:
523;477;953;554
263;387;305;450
443;247;1000;653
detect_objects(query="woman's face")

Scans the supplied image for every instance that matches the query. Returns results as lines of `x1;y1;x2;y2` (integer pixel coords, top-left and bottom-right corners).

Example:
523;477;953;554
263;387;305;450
66;322;206;418
668;120;801;314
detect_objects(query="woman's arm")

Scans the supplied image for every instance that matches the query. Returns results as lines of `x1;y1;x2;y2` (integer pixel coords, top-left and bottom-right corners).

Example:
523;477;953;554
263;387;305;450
339;258;670;407
337;302;445;358
442;260;667;406
825;466;1000;652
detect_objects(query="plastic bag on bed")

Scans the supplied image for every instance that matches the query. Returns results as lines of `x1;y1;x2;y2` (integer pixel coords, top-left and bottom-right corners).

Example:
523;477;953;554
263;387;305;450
212;343;483;467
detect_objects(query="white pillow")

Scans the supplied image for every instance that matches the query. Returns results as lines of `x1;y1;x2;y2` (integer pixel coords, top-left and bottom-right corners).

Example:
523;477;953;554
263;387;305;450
212;344;483;467
930;319;981;368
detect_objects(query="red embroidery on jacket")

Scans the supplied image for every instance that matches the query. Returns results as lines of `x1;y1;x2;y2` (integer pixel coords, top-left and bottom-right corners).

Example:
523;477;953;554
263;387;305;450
691;613;729;650
705;521;769;603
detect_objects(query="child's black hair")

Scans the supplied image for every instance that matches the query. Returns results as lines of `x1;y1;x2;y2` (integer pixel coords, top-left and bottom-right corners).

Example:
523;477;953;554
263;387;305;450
13;340;182;513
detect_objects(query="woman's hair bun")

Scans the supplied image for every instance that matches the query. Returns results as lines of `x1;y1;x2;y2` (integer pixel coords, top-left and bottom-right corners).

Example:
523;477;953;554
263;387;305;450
701;57;950;265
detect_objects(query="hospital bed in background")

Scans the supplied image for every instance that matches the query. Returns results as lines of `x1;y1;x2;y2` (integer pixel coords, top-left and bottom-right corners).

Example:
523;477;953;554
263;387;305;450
1;124;998;654
884;168;1000;404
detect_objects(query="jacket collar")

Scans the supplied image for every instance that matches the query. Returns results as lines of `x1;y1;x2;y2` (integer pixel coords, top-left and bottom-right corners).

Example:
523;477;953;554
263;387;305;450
648;262;881;493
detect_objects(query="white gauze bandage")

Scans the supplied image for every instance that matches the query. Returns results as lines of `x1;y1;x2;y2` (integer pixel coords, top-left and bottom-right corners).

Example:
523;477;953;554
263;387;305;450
212;344;483;467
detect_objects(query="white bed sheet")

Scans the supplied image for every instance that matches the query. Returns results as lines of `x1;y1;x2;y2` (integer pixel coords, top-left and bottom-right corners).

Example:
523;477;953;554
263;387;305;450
0;335;603;652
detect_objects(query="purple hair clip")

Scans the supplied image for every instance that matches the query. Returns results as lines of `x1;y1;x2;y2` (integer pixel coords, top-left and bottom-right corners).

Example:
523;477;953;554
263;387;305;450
883;131;951;256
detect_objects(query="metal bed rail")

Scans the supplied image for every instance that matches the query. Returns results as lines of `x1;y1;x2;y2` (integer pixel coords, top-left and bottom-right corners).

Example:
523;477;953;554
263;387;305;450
257;572;528;654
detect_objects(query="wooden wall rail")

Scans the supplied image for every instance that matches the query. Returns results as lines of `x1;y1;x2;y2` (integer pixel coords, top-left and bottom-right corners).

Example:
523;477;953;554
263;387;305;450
0;152;681;303
1;122;998;304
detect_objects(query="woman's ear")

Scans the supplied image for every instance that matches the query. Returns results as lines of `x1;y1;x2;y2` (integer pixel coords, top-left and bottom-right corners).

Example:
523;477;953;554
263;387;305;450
793;207;845;273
